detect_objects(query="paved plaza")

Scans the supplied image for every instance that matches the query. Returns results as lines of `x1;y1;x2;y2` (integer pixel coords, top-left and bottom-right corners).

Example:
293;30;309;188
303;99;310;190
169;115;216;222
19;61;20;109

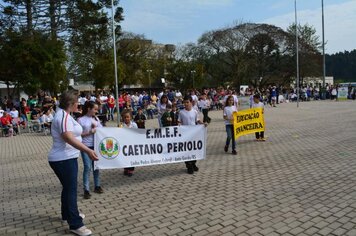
1;100;356;236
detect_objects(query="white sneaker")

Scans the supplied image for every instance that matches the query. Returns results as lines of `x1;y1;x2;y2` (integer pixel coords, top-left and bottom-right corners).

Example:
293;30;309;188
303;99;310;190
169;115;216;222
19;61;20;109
62;213;85;223
70;226;92;236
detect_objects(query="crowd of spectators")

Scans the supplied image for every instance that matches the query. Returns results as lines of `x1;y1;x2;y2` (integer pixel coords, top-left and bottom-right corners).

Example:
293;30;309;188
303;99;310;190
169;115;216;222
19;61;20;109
1;83;354;137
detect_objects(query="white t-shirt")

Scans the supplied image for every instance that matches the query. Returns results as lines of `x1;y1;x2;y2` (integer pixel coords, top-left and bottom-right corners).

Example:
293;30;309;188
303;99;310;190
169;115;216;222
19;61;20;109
78;115;102;147
123;121;138;129
48;109;83;162
223;106;237;125
198;100;210;109
79;97;87;106
191;94;199;103
10;110;19;118
178;109;199;126
252;102;264;109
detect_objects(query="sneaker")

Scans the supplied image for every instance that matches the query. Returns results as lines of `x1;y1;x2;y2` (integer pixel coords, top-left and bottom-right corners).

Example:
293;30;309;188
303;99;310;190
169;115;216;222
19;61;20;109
255;138;260;141
70;226;92;236
62;213;85;223
94;186;104;194
83;190;91;199
123;169;128;176
193;165;199;172
187;168;194;174
224;145;228;152
127;170;133;177
232;150;237;155
260;138;266;141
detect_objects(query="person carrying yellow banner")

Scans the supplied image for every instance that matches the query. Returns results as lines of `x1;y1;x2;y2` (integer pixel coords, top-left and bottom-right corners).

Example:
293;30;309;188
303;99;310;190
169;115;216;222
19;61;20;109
233;98;265;141
251;94;266;141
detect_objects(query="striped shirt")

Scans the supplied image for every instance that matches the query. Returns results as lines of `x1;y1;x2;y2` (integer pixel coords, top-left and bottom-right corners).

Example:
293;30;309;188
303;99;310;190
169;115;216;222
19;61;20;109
48;108;83;162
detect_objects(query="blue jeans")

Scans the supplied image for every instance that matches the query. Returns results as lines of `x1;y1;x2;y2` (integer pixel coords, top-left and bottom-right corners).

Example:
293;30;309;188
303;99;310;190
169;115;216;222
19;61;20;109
108;107;115;121
81;148;100;191
49;158;83;230
225;124;236;151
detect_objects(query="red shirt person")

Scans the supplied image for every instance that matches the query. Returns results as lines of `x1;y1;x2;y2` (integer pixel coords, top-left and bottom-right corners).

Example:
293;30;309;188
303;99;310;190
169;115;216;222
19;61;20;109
107;95;116;121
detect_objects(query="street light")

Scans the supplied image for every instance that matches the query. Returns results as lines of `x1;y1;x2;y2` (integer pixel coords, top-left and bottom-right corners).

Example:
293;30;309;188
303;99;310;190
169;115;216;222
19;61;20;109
111;0;120;126
191;70;196;88
295;0;300;108
322;0;326;96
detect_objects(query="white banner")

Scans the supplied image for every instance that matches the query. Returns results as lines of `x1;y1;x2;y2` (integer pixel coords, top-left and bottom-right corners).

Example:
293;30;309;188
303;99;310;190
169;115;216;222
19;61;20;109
94;125;207;169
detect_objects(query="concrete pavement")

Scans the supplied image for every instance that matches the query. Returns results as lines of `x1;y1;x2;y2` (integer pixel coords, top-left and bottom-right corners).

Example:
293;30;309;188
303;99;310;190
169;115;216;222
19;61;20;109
1;100;356;236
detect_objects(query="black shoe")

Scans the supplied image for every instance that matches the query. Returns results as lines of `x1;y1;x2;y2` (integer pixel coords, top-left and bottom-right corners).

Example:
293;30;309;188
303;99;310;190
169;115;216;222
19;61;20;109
84;190;91;199
94;186;104;194
187;168;194;174
224;145;228;152
232;150;237;155
193;165;199;172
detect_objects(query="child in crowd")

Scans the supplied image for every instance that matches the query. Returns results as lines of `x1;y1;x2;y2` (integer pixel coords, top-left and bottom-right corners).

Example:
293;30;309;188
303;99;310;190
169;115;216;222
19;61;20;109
223;95;237;155
134;107;147;129
178;95;207;174
161;104;173;127
252;94;266;141
170;104;179;126
78;101;104;199
121;109;138;177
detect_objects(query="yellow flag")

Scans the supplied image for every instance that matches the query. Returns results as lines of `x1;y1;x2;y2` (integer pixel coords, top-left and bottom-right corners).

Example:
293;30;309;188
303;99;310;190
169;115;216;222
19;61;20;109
233;108;265;139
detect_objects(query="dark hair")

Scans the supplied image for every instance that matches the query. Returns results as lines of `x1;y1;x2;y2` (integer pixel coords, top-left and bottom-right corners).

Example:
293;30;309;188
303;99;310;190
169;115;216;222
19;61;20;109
253;94;261;100
81;101;99;119
183;95;192;102
160;95;169;104
59;90;78;110
121;109;132;118
225;95;234;106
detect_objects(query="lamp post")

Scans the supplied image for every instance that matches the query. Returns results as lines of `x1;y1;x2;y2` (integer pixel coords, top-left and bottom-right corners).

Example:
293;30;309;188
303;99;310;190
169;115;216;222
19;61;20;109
295;0;300;108
111;0;120;126
322;0;326;99
191;70;196;88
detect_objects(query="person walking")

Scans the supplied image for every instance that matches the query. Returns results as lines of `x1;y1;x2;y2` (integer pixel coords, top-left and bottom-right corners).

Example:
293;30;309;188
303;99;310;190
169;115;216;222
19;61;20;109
78;101;104;200
178;95;207;174
223;95;237;155
48;91;98;236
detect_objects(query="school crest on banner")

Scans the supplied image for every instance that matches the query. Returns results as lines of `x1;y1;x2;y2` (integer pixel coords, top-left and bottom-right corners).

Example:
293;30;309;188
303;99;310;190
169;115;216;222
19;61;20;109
233;108;265;139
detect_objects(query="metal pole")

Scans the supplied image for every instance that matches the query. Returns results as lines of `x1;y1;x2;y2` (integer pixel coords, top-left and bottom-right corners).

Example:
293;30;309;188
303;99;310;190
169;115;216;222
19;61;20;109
111;0;120;126
322;0;326;90
295;0;300;108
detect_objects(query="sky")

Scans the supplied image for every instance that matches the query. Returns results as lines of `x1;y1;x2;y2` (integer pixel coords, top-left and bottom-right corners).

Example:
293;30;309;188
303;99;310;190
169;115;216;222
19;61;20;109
119;0;356;54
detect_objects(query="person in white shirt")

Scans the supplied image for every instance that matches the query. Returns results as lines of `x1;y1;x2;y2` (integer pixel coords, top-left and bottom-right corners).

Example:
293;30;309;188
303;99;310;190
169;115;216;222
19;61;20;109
9;107;19;118
223;95;238;155
252;94;266;141
198;93;211;123
178;95;207;174
48;90;98;236
121;109;138;177
77;101;104;199
157;95;172;127
190;90;199;104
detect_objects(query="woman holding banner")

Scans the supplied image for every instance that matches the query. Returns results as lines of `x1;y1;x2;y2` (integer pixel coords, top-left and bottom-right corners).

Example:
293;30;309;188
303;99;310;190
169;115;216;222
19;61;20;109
48;90;98;236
